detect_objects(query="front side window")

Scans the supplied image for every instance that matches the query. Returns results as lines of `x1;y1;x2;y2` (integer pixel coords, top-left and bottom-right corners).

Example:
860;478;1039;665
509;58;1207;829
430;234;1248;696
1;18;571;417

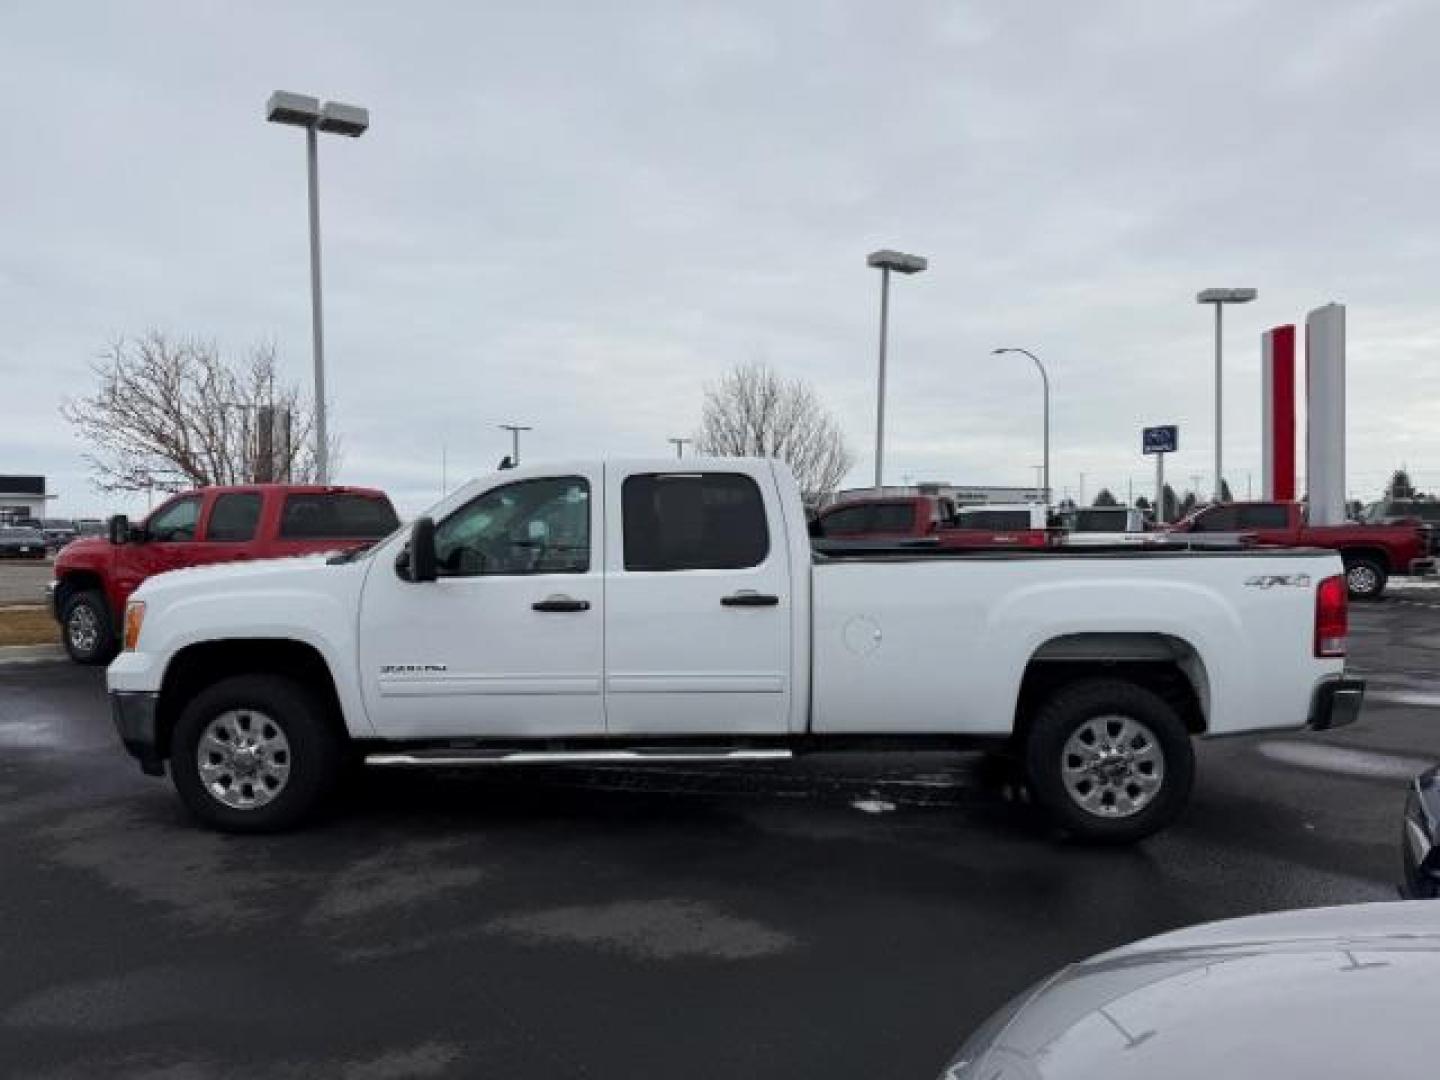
147;496;202;542
623;473;769;571
207;493;262;542
435;476;590;577
1191;506;1239;532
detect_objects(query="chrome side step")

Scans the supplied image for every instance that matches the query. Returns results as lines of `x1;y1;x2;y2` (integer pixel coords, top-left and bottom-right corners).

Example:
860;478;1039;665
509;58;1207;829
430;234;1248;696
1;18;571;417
365;747;794;767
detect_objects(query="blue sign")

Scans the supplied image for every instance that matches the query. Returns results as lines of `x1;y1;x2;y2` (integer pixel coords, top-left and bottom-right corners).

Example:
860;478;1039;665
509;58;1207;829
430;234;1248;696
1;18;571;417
1143;425;1178;455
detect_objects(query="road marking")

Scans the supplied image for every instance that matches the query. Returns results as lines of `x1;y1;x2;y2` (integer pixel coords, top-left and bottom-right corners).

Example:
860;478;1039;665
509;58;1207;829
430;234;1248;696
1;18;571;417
1256;741;1434;781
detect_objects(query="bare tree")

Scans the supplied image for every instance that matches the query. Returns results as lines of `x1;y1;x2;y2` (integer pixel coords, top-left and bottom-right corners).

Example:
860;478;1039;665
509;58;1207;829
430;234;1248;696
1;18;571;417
61;331;337;493
696;362;854;503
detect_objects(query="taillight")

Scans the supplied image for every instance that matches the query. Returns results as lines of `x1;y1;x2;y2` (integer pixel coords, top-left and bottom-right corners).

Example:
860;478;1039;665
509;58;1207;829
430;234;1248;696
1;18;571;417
1315;574;1347;658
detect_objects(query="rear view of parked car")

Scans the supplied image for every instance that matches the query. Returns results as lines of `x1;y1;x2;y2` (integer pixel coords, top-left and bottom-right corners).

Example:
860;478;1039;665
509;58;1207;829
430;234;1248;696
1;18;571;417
0;525;47;558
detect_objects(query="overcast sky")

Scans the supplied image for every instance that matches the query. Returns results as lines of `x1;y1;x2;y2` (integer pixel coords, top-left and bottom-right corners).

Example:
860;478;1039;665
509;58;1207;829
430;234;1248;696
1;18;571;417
4;0;1439;517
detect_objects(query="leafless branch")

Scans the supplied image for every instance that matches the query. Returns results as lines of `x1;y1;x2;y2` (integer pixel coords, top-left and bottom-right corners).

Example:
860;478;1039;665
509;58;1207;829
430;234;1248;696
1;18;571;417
60;331;341;493
695;362;854;503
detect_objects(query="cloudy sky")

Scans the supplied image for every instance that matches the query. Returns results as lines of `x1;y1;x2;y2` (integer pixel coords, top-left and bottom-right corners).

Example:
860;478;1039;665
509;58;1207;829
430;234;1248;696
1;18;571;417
4;0;1439;516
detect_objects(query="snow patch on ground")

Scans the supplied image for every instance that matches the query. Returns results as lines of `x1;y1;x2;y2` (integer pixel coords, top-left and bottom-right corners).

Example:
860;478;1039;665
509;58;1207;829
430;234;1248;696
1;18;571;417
486;899;797;961
1257;741;1432;781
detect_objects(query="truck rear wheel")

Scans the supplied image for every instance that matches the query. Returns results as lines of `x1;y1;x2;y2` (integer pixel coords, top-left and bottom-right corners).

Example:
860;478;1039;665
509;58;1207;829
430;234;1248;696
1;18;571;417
170;675;342;833
1024;677;1193;844
61;589;118;665
1343;556;1387;600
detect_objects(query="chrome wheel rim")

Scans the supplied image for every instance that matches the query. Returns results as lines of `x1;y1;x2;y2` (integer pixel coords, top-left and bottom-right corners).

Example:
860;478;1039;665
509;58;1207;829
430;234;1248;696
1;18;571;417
197;709;292;810
1347;564;1378;595
1061;714;1164;819
67;604;99;654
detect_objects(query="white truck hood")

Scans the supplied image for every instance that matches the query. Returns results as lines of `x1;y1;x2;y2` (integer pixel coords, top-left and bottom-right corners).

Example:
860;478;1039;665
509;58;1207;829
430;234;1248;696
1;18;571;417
136;553;339;598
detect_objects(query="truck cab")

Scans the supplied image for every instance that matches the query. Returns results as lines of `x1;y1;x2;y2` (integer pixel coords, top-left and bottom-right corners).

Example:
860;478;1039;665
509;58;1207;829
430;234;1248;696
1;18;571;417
52;484;398;664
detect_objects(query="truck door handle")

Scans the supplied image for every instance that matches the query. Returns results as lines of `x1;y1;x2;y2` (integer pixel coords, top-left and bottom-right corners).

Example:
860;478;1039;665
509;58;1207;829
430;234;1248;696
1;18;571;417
721;591;780;607
532;595;590;612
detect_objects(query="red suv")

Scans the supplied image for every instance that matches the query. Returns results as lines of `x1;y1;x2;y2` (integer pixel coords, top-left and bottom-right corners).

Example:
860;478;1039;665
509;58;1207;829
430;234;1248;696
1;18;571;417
51;484;399;664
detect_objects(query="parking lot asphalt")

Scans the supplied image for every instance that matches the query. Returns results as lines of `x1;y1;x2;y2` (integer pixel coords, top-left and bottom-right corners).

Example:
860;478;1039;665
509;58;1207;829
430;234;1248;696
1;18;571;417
2;598;1438;1079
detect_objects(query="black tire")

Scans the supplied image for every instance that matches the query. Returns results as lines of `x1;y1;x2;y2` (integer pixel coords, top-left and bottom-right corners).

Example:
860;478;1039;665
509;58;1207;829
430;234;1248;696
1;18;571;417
60;589;118;665
1343;556;1387;600
1023;677;1194;844
170;675;342;833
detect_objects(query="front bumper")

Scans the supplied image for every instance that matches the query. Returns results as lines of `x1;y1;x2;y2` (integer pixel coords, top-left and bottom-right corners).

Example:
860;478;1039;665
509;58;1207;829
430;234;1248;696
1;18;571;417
1307;678;1366;731
110;691;164;776
1402;766;1440;899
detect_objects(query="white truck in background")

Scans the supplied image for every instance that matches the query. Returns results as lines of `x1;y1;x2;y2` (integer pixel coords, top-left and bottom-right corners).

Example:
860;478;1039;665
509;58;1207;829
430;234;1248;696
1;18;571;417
106;458;1363;842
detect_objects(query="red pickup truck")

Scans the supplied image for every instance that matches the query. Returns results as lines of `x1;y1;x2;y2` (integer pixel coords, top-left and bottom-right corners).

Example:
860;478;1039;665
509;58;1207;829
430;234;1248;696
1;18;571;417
51;484;399;664
1168;500;1433;599
810;495;1053;549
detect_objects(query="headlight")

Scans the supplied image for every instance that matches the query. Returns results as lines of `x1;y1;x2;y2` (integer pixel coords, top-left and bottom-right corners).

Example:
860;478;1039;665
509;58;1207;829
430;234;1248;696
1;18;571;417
123;601;146;651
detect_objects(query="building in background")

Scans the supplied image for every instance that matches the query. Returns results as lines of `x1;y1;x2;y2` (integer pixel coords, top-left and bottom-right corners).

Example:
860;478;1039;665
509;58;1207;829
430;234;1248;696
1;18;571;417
0;475;54;523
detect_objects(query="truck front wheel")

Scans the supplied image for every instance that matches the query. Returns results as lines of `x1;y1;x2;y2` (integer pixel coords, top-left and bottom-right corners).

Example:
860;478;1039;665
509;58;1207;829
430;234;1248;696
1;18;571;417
61;589;118;665
1024;678;1194;844
170;675;342;833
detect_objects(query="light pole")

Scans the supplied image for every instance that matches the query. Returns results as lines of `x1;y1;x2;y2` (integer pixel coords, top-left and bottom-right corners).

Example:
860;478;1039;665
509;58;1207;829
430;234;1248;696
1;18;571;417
668;437;692;459
866;249;927;488
1196;287;1257;503
993;348;1051;505
500;424;532;465
266;91;370;485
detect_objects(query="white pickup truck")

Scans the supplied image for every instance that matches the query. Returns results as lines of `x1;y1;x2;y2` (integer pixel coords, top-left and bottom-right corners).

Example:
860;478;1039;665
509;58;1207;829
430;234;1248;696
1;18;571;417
107;458;1363;842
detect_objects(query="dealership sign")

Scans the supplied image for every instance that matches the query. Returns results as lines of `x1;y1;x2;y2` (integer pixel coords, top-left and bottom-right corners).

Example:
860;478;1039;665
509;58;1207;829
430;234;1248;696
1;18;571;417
1143;425;1178;455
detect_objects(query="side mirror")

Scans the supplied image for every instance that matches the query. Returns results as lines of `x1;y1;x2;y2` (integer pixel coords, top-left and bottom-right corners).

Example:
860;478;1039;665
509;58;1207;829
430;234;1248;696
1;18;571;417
409;516;438;582
108;514;130;545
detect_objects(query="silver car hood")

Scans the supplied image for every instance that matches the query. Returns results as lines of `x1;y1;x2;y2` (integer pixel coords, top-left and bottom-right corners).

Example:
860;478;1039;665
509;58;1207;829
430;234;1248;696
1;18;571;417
947;900;1440;1079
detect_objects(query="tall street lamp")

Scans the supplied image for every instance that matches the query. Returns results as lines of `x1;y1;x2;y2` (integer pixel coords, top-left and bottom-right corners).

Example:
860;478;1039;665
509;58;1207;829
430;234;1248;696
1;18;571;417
266;91;370;485
866;249;927;488
1196;287;1257;503
500;424;532;466
993;347;1050;505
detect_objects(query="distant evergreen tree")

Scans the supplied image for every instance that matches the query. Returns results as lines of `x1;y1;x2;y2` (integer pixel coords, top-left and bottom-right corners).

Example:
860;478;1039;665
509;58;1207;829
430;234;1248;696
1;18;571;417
1220;478;1234;502
1092;488;1118;507
1389;469;1415;499
1135;496;1152;511
1179;491;1199;516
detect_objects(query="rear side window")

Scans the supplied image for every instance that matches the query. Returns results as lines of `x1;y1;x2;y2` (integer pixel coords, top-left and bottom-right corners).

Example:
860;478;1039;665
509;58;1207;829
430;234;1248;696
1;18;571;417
870;503;917;532
279;493;400;539
623;473;769;571
1237;505;1290;529
816;505;872;536
207;493;262;542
